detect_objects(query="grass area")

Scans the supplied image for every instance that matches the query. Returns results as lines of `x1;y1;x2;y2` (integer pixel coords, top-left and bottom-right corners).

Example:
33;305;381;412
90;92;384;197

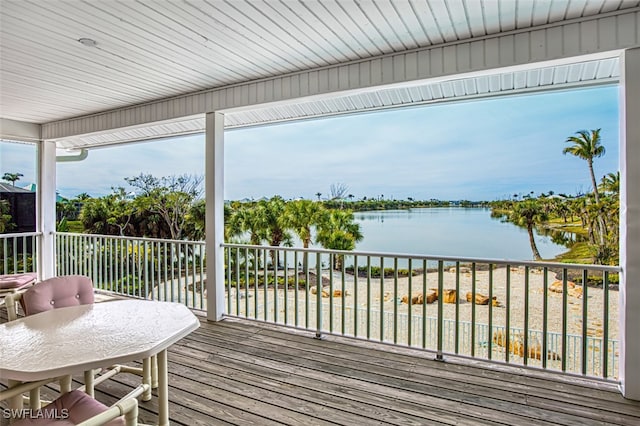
66;220;84;233
539;218;596;263
544;217;587;235
552;241;594;264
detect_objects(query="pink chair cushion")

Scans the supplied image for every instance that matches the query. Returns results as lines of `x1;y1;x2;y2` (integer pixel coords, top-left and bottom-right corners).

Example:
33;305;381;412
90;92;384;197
21;275;95;316
12;390;124;425
0;273;36;290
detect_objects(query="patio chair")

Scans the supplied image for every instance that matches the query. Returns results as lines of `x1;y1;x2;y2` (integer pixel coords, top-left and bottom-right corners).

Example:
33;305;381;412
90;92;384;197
0;273;36;313
1;381;149;426
3;275;154;403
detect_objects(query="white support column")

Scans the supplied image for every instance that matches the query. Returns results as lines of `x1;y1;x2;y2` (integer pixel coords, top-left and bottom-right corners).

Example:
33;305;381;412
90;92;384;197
37;140;57;279
619;47;640;401
205;112;225;321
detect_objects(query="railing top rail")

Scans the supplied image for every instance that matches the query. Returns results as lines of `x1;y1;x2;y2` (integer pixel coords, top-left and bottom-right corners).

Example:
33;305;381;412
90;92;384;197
221;242;621;272
0;232;42;238
55;232;205;246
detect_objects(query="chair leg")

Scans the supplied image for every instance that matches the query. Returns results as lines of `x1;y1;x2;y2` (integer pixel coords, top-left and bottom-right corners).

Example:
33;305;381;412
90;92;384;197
123;399;139;426
8;379;22;413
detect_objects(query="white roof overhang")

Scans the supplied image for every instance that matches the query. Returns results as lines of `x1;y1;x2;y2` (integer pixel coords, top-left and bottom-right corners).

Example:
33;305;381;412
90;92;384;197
0;1;638;148
49;52;621;150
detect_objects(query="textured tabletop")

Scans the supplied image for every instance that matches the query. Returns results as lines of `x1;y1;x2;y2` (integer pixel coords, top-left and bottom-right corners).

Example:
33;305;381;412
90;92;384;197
0;299;199;381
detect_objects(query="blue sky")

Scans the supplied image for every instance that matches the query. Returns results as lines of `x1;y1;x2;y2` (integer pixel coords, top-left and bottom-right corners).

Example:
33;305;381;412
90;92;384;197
1;85;619;201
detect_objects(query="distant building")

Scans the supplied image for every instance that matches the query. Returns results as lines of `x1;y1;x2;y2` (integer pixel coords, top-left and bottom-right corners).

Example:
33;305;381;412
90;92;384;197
0;182;36;233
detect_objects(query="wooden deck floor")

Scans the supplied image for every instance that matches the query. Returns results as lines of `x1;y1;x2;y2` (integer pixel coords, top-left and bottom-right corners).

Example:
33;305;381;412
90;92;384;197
80;314;640;426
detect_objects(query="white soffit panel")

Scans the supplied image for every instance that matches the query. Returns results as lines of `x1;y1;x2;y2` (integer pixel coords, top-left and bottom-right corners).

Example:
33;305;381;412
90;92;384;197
53;57;620;150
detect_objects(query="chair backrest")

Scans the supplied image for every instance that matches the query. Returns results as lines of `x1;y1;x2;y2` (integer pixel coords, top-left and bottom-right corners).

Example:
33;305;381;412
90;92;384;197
20;275;95;316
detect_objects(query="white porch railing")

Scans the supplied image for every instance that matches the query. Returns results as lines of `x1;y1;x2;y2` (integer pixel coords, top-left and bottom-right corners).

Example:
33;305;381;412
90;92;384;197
49;233;619;380
56;233;206;310
222;243;620;381
0;232;39;275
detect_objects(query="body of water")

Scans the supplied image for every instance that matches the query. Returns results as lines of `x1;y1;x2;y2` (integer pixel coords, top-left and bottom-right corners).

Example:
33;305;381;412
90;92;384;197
352;207;569;261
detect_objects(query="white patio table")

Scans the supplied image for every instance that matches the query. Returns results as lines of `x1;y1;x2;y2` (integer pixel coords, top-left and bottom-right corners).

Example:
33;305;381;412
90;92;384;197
0;299;199;426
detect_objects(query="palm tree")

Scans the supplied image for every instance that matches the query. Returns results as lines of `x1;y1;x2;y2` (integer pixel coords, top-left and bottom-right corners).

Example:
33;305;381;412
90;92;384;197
315;192;322;201
227;204;267;245
509;200;548;260
258;196;293;267
316;210;364;269
599;172;619;195
2;172;23;186
563;129;605;203
75;192;92;201
0;199;13;233
282;200;324;271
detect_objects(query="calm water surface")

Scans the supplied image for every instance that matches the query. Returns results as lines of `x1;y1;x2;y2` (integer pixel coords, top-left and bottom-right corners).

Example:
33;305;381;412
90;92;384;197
352;207;568;261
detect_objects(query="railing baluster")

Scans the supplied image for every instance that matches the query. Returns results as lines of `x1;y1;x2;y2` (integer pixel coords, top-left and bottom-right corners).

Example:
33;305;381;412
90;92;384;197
144;240;149;301
488;264;493;361
437;260;444;360
274;249;280;324
455;261;460;355
407;258;412;347
422;259;428;350
366;256;371;340
353;255;358;338
561;268;568;372
505;265;511;363
293;250;299;326
581;269;589;375
254;248;259;319
329;253;334;333
264;248;268;322
304;251;310;328
471;262;476;357
341;255;346;335
524;266;530;366
226;247;232;314
245;247;250;318
316;252;322;337
603;271;610;378
393;257;398;344
380;257;384;343
283;250;288;325
236;247;241;317
542;267;549;370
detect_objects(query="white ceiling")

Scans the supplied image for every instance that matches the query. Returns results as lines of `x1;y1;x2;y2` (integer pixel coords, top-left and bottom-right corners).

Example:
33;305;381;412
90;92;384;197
1;0;638;125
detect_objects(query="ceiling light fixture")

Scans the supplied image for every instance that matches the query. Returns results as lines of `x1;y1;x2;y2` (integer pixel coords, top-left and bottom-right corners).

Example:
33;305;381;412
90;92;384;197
78;38;97;47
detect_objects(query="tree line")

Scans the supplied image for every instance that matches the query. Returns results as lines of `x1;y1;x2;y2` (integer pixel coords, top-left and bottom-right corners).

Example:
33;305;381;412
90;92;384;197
55;174;364;262
491;129;619;265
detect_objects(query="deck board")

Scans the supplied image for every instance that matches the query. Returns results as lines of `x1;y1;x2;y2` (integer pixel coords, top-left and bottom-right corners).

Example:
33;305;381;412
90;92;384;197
3;314;640;425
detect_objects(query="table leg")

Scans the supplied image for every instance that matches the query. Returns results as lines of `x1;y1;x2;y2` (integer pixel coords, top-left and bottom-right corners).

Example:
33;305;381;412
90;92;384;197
60;375;71;393
142;357;152;401
84;370;95;397
157;349;169;426
29;387;41;409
